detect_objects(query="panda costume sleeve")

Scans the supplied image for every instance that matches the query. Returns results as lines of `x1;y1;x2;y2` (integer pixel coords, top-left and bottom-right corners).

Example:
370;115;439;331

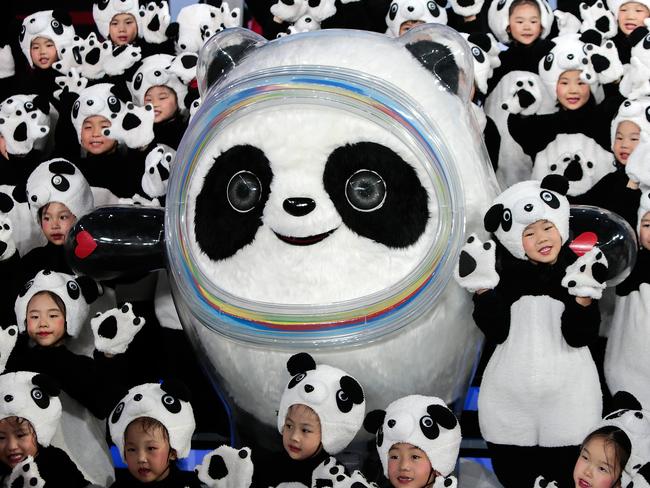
469;176;603;488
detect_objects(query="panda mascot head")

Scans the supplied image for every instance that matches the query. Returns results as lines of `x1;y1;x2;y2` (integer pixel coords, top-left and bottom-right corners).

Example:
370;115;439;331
484;175;570;260
14;270;100;338
0;371;62;447
25;159;94;226
277;352;366;455
364;395;461;479
108;381;196;462
19;10;75;68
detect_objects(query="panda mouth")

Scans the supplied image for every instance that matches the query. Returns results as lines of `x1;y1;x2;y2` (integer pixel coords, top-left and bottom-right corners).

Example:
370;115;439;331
273;228;336;246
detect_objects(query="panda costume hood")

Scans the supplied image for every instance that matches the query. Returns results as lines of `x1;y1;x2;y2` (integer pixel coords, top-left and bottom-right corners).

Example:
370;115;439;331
607;0;650;18
14;270;95;338
610;97;650;154
127;54;190;112
0;372;61;447
93;0;140;41
70;83;124;144
26;159;94;226
483;175;570;260
19;10;75;68
385;0;448;37
277;353;365;455
364;395;461;478
488;0;554;44
108;381;196;461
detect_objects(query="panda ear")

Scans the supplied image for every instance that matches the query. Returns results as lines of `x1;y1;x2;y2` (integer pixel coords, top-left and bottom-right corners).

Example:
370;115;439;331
165;22;179;41
466;33;491;53
32;374;61;397
404;39;459;94
0;192;15;213
610;391;643;412
540;174;569;196
197;28;266;97
76;276;102;304
11;182;27;204
48;159;76;175
52;9;72;27
629;26;649;46
160;378;192;402
484;203;504;233
363;409;386;434
580;29;602;46
32;95;50;116
426;404;458;429
286;352;316;376
339;375;364;405
109;84;130;104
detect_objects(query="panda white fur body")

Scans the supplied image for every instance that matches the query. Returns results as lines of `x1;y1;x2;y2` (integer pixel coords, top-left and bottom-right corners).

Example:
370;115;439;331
173;29;498;427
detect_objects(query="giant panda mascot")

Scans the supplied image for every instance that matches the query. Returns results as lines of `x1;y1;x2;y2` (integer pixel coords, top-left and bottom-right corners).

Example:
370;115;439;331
65;25;500;444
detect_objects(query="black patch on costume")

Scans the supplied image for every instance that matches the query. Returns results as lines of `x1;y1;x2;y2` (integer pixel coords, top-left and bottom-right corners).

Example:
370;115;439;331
388;2;398;20
98;315;118;339
427;1;440;17
336;375;364;413
363;409;386;445
208;454;228;479
287;352;317;376
180;53;197;69
323;142;429;249
32;373;60;396
161;393;181;414
30;387;50;409
85;47;100;65
13;122;27;142
133;73;143;92
49;159;75;175
66;280;80;300
541;174;569;195
0;193;13;213
148;14;161;32
315;480;333;488
458;250;477;277
160;379;191;402
405;40;459;94
194;144;273;261
471;46;485;63
122;112;141;130
111;402;124;424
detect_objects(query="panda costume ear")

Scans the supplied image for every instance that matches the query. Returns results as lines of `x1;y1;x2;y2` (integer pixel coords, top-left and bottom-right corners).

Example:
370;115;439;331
165;22;179;41
404;40;459;94
629;26;649;46
196;28;266;97
363;409;386;434
286;352;317;376
32;373;61;397
160;378;192;403
580;29;602;46
466;33;492;54
32;95;50;116
0;192;14;213
11;182;27;204
484;203;504;232
51;9;73;27
540;174;569;196
610;391;643;412
76;276;102;304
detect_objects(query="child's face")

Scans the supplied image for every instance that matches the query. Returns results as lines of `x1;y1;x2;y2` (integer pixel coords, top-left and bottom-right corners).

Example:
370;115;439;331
640;211;650;250
387;443;435;488
522;219;562;264
399;20;425;36
81;115;117;155
573;437;621;488
144;86;179;123
618;2;650;35
26;292;66;347
613;120;641;164
282;405;322;461
109;13;138;45
556;70;590;110
30;36;58;69
124;421;175;483
41;201;76;246
508;3;542;45
0;418;38;469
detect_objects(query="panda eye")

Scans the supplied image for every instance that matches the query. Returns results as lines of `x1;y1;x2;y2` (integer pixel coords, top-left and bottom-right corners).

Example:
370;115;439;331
345;170;386;212
227;171;262;213
161;394;181;414
111;401;124;424
427;1;439;14
421;416;434;428
389;2;398;20
107;96;121;113
540;190;560;209
30;387;50;409
543;53;554;71
67;281;80;300
20;280;34;297
503;209;511;222
567;54;574;60
133;73;143;91
32;389;42;400
288;372;307;389
337;390;348;402
72;100;80;119
25;102;33;110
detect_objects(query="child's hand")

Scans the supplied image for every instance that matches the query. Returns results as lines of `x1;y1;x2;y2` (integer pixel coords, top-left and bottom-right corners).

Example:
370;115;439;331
195;445;254;488
9;456;45;488
91;302;145;355
0;215;16;261
454;233;499;293
561;247;608;299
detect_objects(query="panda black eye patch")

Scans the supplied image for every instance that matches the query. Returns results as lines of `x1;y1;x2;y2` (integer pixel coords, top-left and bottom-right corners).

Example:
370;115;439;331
195;144;273;261
323;142;429;248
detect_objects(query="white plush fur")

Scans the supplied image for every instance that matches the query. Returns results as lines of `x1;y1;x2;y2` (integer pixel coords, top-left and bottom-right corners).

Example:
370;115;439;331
461;33;501;95
611;97;650;149
196;445;253;488
0;185;47;257
19;10;75;68
0;94;52;156
175;3;241;54
91;302;145;355
580;1;617;38
554;10;582;35
142;144;175;198
174;28;497;428
102;102;155;149
71;83;121;142
485;71;557;188
532;133;617;196
561;246;608;298
626;138;650;186
8;456;45;488
454;233;500;292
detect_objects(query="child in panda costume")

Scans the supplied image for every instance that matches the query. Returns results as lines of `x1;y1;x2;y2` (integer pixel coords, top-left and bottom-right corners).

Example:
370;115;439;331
0;371;89;487
252;352;366;487
455;175;606;488
604;190;650;409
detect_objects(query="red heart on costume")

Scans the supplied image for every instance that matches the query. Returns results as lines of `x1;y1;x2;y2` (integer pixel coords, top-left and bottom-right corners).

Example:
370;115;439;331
569;231;598;256
74;230;97;259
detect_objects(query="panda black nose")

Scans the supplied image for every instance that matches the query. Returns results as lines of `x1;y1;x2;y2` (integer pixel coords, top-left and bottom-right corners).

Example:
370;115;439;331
283;197;315;217
4;395;12;402
180;44;186;50
304;384;314;393
387;419;396;428
524;204;533;212
30;195;37;202
154;70;161;76
87;100;94;106
134;394;143;401
407;5;414;11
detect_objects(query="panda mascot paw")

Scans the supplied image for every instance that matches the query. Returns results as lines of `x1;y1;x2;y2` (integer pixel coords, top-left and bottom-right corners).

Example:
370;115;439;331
91;302;145;355
311;458;378;487
168;52;198;85
189;97;201;121
8;456;45;488
0;45;15;79
433;475;457;488
0;325;18;374
532;475;558;488
561;247;608;299
501;75;544;115
554;10;581;35
454;233;499;293
271;0;308;23
54;67;89;100
195;445;253;488
104;103;155;149
103;43;142;76
142;144;175;199
579;2;617;38
138;0;171;45
0;215;16;261
118;193;161;207
582;34;624;85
